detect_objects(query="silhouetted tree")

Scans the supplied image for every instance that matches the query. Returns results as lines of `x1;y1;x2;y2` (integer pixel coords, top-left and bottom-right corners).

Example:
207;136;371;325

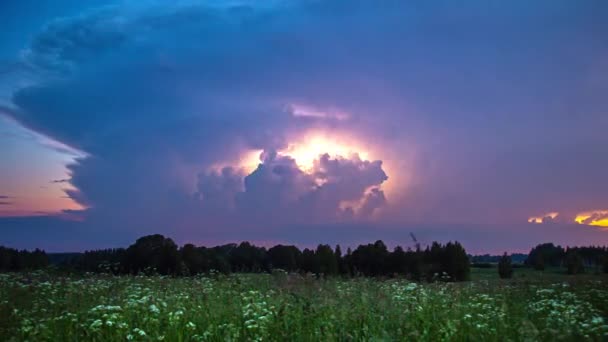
334;245;349;275
125;234;180;275
350;240;389;276
498;253;513;279
315;244;338;276
343;247;353;276
388;246;408;275
422;242;470;281
267;245;301;272
299;248;317;274
527;243;564;270
0;235;490;282
444;242;470;281
229;242;268;272
565;249;585;275
0;246;49;272
180;244;207;275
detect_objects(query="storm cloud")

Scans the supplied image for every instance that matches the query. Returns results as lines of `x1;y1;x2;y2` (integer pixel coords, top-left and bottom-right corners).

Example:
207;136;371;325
1;0;608;251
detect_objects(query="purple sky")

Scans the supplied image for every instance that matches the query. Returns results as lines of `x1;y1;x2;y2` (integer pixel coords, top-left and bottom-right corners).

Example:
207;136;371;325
1;0;608;253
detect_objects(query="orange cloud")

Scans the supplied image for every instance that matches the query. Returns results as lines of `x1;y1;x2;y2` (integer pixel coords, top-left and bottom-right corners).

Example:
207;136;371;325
575;210;608;227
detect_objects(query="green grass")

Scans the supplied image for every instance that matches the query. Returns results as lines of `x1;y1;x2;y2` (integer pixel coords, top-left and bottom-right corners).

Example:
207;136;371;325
1;269;608;341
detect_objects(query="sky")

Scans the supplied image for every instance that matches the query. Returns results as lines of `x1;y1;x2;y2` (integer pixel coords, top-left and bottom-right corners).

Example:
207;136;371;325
1;0;608;253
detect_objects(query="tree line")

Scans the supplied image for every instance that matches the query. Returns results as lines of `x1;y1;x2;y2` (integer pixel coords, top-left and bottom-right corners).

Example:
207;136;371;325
525;243;608;274
3;237;608;279
30;234;472;281
0;246;48;272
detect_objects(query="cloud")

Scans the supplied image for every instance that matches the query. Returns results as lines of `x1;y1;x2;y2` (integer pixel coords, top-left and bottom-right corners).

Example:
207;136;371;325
196;151;388;225
580;212;608;225
1;1;608;249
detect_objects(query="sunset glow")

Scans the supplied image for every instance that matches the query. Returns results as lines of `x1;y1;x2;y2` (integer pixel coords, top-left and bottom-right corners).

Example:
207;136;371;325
575;210;608;227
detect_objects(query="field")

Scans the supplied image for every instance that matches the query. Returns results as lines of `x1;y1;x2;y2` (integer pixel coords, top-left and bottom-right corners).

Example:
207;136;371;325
1;269;608;341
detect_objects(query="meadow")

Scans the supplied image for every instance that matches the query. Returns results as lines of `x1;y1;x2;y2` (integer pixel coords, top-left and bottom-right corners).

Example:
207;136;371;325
1;269;608;341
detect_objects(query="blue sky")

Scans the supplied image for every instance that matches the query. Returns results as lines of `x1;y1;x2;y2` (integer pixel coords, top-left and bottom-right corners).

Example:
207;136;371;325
1;0;608;253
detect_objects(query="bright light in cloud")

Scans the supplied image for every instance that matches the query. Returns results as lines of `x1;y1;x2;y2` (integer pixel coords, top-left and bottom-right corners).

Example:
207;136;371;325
238;149;263;174
575;210;608;227
528;212;559;224
279;133;370;171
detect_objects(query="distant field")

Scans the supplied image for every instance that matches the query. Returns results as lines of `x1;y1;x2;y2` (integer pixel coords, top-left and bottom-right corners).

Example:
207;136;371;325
1;270;607;341
471;266;608;282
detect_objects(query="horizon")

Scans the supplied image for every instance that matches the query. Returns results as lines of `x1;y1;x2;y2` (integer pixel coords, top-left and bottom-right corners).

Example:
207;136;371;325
2;1;608;253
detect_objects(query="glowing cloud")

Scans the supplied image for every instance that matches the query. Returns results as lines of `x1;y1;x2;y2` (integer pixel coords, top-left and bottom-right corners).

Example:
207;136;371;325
575;210;608;227
279;133;371;171
528;212;559;224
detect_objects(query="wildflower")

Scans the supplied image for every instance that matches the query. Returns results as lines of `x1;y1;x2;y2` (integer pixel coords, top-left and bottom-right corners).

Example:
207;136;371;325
133;328;146;337
90;319;103;330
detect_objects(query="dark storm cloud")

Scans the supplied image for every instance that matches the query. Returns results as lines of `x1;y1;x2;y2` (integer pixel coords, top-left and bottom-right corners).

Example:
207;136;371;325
2;0;608;249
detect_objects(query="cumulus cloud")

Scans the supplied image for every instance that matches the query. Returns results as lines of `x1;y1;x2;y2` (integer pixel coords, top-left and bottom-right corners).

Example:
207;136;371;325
196;151;388;225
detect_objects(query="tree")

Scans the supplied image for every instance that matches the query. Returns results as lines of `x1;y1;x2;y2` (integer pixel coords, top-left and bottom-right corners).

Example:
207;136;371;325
267;245;301;272
315;244;338;276
299;248;317;274
498;253;513;279
229;242;268;272
0;246;49;272
565;250;584;275
443;242;470;281
125;234;180;275
334;245;348;275
532;254;545;271
180;244;206;275
388;246;408;276
526;243;564;270
350;240;389;276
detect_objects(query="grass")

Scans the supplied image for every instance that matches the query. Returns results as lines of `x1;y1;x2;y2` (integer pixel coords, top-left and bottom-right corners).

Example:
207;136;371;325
1;269;607;341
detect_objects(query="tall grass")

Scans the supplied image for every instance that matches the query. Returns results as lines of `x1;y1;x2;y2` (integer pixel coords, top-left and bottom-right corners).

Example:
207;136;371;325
1;270;607;341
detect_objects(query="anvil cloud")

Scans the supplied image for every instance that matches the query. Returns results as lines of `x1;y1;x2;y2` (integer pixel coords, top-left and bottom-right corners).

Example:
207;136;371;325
1;0;608;252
